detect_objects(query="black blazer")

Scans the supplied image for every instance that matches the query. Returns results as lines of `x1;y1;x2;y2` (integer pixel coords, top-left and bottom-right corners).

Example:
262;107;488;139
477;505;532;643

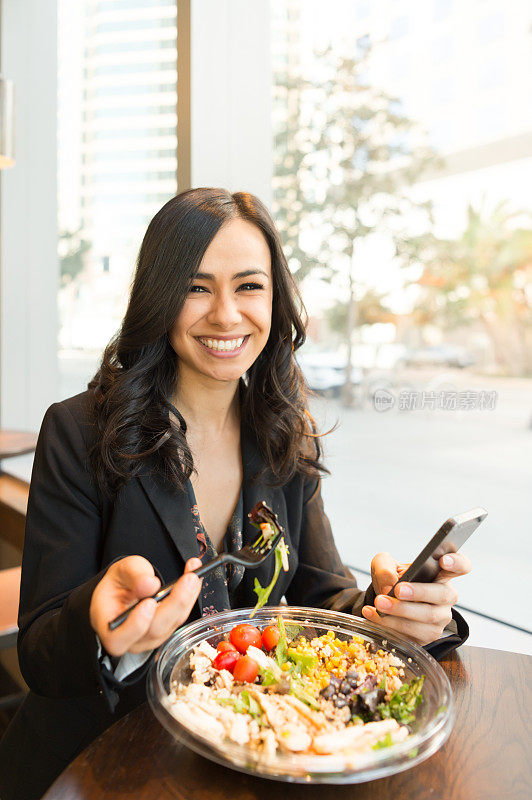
0;391;468;800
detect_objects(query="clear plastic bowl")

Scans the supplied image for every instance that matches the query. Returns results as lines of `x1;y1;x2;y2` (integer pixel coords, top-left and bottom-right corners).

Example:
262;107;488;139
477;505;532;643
147;606;454;784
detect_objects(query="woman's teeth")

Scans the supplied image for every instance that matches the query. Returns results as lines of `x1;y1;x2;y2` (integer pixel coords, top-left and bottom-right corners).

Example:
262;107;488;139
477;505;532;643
198;336;245;352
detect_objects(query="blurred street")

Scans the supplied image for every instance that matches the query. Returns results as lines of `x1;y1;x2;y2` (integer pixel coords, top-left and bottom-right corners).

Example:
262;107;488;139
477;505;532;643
312;368;532;632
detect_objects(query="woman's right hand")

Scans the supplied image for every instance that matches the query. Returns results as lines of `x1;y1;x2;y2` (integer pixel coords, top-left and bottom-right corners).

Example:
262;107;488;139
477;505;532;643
90;555;202;657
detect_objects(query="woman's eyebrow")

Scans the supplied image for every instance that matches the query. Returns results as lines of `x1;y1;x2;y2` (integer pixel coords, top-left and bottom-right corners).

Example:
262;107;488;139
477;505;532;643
194;268;270;280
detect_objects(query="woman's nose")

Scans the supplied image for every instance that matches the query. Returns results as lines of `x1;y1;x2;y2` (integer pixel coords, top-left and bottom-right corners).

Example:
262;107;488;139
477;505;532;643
207;290;242;328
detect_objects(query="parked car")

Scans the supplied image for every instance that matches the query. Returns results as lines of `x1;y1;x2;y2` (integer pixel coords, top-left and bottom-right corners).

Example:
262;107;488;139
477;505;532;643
400;345;476;369
297;352;362;398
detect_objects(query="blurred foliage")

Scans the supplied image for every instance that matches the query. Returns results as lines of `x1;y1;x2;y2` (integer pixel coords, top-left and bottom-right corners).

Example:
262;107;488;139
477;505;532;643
272;41;532;378
272;42;440;401
272;42;438;281
397;201;532;376
59;228;91;285
325;288;393;334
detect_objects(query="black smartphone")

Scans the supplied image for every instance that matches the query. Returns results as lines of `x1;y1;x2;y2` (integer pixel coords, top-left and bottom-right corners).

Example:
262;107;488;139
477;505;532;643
365;507;487;605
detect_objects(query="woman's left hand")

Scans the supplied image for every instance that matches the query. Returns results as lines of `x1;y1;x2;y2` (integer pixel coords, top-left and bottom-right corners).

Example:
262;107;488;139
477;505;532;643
361;551;471;646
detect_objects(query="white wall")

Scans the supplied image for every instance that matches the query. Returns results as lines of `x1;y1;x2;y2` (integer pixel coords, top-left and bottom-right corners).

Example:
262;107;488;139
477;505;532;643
1;0;59;432
190;0;272;207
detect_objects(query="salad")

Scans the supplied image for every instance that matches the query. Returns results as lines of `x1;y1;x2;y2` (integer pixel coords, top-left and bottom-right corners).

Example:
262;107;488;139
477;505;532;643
247;501;289;617
168;616;424;767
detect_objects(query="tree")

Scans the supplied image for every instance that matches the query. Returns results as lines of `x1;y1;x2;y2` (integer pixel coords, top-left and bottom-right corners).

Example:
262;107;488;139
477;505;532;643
272;43;439;404
58;228;91;285
325;287;393;335
398;201;532;376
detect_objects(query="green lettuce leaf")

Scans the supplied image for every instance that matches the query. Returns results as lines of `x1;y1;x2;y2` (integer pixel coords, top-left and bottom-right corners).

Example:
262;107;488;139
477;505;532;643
287;648;318;674
275;615;288;666
373;732;394;750
284;623;303;641
250;547;284;618
216;690;262;719
290;680;320;709
377;675;425;725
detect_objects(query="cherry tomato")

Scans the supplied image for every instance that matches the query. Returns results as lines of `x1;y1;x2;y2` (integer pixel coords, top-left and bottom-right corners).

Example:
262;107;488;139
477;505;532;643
212;650;240;673
233;655;259;683
216;641;237;654
261;625;280;651
229;624;262;654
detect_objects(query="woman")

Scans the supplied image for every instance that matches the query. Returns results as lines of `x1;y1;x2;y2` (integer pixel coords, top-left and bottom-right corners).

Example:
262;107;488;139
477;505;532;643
0;188;470;799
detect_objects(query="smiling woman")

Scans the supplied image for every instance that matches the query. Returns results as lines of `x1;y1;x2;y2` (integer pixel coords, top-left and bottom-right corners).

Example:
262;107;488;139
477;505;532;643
88;189;322;499
168;218;274;384
0;188;471;800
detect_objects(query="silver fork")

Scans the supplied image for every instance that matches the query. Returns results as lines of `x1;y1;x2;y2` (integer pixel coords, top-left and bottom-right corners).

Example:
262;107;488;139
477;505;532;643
108;525;282;631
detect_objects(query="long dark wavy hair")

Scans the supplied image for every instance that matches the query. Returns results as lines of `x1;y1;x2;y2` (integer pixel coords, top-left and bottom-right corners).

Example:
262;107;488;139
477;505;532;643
89;187;328;497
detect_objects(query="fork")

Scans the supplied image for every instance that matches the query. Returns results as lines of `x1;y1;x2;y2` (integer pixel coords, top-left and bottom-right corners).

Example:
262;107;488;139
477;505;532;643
108;528;283;631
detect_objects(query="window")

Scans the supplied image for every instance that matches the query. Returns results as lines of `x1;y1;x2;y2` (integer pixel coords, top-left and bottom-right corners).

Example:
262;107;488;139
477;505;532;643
389;16;409;40
271;0;532;644
91;171;176;182
356;34;371;53
95;17;175;33
478;13;505;45
93;39;175;55
431;74;455;106
92;105;176;118
92;127;176;139
92;61;177;76
478;62;504;92
57;0;178;396
430;118;454;150
433;0;452;22
93;82;176;97
91;148;176;159
96;0;175;11
432;34;453;64
356;1;370;20
475;104;504;139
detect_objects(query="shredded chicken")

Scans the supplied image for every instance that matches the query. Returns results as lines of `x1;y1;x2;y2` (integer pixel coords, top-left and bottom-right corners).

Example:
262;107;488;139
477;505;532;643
171;635;417;767
171;701;225;743
196;640;218;661
312;719;400;755
283;695;329;731
215;669;234;690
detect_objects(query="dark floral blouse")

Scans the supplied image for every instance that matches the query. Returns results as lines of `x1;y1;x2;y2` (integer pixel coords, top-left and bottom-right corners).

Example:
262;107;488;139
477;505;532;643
169;401;246;616
185;480;245;616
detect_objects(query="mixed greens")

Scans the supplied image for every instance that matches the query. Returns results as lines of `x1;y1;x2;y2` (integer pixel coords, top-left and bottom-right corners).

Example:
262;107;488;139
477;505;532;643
378;676;425;725
247;502;290;618
216;689;263;719
171;615;427;764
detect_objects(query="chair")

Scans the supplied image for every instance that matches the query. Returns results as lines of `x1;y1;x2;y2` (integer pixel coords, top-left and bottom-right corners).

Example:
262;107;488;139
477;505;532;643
0;566;25;710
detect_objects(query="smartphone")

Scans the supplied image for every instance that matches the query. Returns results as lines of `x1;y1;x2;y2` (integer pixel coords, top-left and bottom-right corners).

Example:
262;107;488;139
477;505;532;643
366;507;487;605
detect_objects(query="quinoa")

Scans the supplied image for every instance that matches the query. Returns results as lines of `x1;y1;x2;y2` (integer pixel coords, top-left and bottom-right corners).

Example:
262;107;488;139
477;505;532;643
167;623;420;763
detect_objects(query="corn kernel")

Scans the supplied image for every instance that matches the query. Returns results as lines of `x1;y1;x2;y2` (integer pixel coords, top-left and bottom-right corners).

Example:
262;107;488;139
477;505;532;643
281;662;290;672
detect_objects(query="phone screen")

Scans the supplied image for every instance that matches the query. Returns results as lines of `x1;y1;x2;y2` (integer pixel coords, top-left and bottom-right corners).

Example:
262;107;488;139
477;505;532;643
394;507;487;588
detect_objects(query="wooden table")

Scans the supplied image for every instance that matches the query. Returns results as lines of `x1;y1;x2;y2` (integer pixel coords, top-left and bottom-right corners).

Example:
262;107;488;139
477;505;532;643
44;646;531;800
0;430;36;553
0;430;37;460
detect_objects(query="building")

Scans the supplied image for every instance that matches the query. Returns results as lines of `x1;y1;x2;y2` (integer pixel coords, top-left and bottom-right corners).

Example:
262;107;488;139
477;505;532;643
58;0;178;350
